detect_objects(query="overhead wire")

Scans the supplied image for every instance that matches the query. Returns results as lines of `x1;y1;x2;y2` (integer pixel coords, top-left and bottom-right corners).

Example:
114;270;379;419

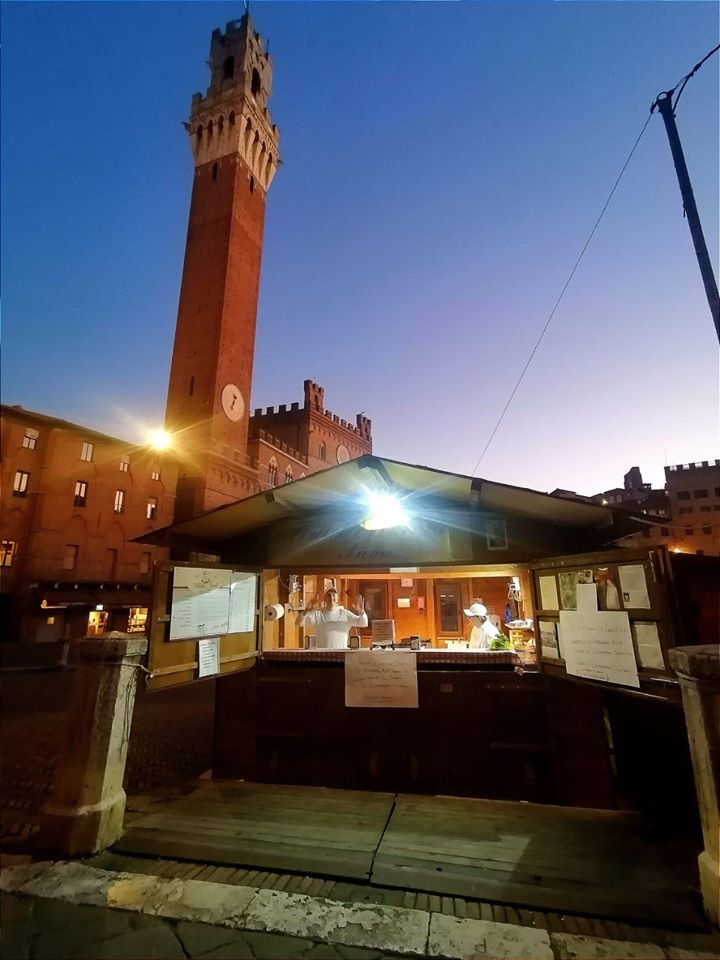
470;42;720;478
469;112;653;477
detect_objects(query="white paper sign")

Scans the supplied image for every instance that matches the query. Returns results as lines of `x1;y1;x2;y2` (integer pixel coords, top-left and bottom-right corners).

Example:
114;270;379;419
229;574;257;633
559;583;639;688
634;622;665;670
345;650;418;708
170;567;231;640
618;564;651;609
197;636;220;677
539;575;559;611
539;620;560;659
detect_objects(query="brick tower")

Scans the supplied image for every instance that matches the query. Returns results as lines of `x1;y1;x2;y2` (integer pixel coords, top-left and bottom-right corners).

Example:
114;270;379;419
165;14;279;521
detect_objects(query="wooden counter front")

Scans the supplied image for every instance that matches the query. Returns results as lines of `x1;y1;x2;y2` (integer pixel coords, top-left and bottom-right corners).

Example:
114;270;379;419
213;654;562;802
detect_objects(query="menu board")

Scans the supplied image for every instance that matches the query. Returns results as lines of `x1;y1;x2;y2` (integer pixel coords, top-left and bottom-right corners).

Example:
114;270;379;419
169;567;257;641
170;567;232;640
229;574;257;633
559;584;639;688
345;650;418;708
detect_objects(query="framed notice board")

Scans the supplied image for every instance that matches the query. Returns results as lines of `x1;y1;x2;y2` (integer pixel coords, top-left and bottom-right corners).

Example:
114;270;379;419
530;547;683;699
146;561;261;691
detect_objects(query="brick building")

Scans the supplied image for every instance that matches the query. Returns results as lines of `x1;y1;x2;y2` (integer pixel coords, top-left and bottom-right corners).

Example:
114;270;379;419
593;461;720;557
0;405;177;642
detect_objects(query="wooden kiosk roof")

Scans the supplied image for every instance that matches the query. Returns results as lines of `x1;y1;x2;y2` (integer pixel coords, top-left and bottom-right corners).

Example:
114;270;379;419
137;456;650;563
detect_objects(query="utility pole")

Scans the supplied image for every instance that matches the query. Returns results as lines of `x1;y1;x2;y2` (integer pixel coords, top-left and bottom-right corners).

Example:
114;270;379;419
654;90;720;343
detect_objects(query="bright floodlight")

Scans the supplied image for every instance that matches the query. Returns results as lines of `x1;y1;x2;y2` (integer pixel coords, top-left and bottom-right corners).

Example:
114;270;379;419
148;429;171;450
362;491;409;530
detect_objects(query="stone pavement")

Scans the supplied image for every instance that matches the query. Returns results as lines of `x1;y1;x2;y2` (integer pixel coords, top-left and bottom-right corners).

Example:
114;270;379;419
2;859;720;960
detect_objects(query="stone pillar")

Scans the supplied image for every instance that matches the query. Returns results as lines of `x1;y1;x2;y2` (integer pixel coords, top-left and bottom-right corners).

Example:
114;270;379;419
669;644;720;927
39;633;148;856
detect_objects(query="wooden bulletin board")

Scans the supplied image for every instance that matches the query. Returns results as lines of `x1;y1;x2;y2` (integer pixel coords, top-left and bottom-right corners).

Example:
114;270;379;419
531;546;681;698
146;561;261;691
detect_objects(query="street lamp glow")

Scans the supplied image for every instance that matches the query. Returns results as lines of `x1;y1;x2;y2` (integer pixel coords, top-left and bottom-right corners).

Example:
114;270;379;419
362;491;409;531
148;429;171;450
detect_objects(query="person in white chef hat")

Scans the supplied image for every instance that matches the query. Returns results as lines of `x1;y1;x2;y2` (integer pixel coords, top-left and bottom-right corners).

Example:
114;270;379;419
463;599;501;650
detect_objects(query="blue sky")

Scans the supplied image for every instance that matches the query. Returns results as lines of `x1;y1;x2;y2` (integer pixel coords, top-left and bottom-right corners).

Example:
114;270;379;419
2;1;718;493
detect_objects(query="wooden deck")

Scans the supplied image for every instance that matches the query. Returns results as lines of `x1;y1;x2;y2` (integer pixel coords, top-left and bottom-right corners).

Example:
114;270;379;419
115;780;700;926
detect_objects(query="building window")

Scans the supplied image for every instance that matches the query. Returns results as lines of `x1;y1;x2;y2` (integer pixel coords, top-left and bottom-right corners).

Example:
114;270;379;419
676;490;691;501
678;507;693;515
107;548;118;578
714;487;720;497
114;490;125;514
1;540;17;567
80;441;94;462
63;544;79;571
151;469;160;481
285;466;294;484
140;552;152;575
146;498;158;520
119;456;129;472
702;526;712;535
684;527;693;536
22;428;39;449
223;55;235;80
74;481;88;507
700;506;712;513
693;489;709;499
13;470;30;497
319;443;326;462
268;458;278;487
660;527;670;537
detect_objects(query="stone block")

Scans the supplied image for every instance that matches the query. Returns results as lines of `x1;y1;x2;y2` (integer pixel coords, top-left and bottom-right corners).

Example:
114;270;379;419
550;933;665;959
243;889;429;955
428;913;553;959
175;920;248;955
154;877;257;925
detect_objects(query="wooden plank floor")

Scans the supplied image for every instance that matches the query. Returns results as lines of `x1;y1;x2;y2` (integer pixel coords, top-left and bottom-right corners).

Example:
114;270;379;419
116;781;700;926
372;794;698;926
115;780;395;880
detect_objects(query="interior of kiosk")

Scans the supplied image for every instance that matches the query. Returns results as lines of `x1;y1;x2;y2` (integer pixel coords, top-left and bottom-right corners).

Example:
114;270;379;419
263;565;535;659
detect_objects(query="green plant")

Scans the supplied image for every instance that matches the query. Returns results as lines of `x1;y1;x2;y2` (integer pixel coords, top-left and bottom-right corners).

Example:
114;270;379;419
489;635;513;651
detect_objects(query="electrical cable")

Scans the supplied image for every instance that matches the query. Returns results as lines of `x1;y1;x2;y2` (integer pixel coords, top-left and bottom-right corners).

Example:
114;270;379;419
470;111;653;477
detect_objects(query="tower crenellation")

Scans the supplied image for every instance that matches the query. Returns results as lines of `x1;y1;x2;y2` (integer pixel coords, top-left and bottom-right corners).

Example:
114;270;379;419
189;15;280;190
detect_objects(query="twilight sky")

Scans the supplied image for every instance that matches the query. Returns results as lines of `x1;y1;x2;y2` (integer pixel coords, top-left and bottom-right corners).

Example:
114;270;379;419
2;1;718;495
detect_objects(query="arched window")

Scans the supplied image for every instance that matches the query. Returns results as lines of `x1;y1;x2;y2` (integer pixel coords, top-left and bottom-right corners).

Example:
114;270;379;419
218;115;224;134
319;443;326;462
284;466;294;484
212;162;218;180
249;176;255;193
196;126;203;144
207;120;214;138
251;67;261;97
268;458;278;487
229;111;236;126
223;56;235;80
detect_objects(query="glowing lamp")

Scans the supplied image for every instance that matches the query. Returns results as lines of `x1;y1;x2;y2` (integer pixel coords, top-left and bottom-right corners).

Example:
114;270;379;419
148;429;171;450
362;491;409;531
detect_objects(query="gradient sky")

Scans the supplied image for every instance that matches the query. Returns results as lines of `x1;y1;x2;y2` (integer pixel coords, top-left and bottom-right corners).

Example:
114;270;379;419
2;1;718;495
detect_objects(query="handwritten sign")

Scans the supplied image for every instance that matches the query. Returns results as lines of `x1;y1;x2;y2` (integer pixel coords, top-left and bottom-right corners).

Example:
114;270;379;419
371;619;396;645
559;583;639;688
345;650;418;708
538;575;559;611
197;637;220;678
618;564;651;609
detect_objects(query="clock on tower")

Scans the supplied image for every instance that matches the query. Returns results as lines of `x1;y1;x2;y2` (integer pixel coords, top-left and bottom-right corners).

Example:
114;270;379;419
164;13;280;521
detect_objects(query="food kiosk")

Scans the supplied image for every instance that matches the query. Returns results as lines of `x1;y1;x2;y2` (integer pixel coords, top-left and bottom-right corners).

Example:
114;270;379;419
139;456;716;813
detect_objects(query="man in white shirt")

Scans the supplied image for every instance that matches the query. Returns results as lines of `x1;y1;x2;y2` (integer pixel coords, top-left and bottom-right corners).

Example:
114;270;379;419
300;588;368;649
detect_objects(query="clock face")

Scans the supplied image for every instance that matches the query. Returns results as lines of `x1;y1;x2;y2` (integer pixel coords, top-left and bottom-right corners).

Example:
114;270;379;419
221;383;245;422
336;443;350;464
